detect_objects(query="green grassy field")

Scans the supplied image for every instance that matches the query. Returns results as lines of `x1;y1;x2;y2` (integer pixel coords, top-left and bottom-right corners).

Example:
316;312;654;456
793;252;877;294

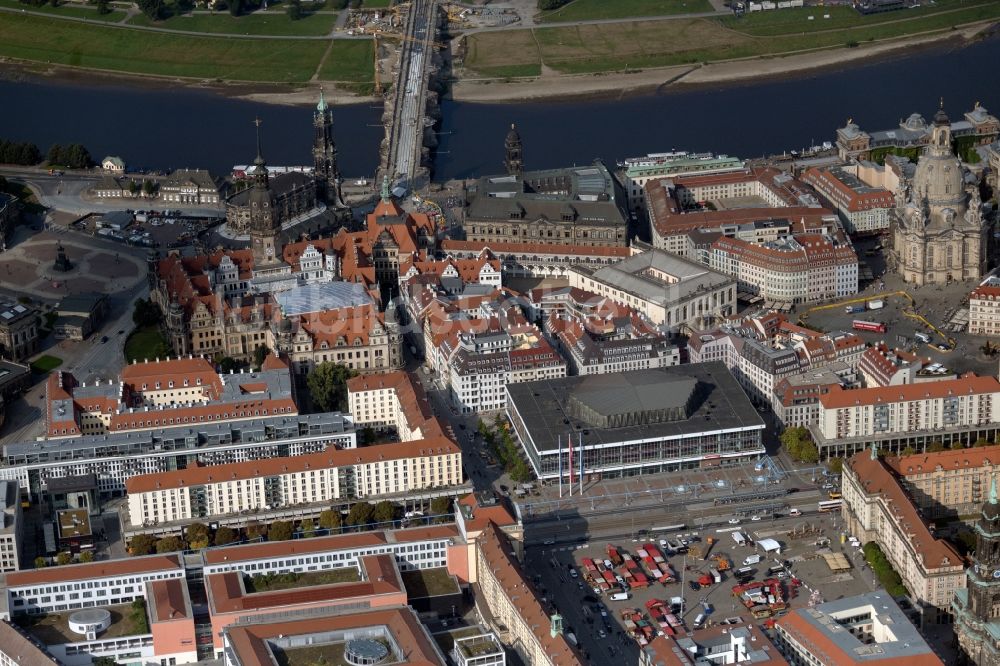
30;355;63;374
538;0;712;23
316;38;375;82
0;0;125;21
361;0;394;7
465;1;1000;77
127;8;338;36
124;326;172;363
0;12;330;81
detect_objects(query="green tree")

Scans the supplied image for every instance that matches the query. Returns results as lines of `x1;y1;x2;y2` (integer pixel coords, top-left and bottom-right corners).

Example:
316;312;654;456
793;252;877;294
79;550;94;563
137;0;164;19
300;517;317;537
214;526;239;546
156;536;185;553
129;533;158;556
96;0;110;13
318;509;342;531
286;0;301;19
132;298;162;328
267;520;294;542
510;457;534;483
950;440;966;450
128;179;140;196
94;658;117;666
780;426;810;460
826;457;843;475
347;501;374;527
56;551;72;566
927;441;946;453
63;143;92;168
900;445;917;457
186;522;210;549
253;343;270;369
360;427;376;445
217;356;242;373
975;437;994;448
47;144;63;165
228;0;242;15
537;0;570;8
430;496;451;516
142;179;157;197
33;556;46;568
246;522;267;540
306;362;357;412
372;500;398;525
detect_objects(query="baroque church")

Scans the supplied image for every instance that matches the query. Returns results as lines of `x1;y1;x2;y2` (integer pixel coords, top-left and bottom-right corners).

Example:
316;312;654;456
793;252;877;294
892;103;988;286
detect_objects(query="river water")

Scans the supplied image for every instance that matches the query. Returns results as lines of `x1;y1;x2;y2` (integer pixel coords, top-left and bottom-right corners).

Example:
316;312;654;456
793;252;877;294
2;33;1000;181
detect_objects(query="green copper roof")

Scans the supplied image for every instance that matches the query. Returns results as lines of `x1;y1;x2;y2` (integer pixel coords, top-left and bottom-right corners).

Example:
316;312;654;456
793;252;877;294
380;175;390;203
991;474;998;505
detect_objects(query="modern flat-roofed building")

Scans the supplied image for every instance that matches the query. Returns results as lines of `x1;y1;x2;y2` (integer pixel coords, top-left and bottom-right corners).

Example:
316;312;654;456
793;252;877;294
0;481;22;572
842;449;965;621
773;591;943;665
3;410;356;500
812;374;1000;458
568;245;736;332
124;437;463;527
506;363;764;480
2;554;185;616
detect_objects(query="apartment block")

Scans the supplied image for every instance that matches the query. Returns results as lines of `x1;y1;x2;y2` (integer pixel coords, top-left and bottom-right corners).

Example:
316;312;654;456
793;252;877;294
0;481;22;573
813;374;1000;458
842;451;965;620
968;276;1000;336
346;371;440;442
125;437;463;526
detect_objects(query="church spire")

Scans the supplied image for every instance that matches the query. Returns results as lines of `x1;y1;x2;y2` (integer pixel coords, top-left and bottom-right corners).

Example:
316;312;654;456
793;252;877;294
254;117;265;167
991;474;998;505
317;87;327;112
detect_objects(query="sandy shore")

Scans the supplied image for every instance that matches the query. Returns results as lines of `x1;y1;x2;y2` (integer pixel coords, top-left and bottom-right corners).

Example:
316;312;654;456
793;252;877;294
449;22;995;104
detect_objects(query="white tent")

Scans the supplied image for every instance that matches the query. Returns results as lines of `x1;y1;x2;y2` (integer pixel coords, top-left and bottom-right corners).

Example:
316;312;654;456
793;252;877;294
757;537;781;554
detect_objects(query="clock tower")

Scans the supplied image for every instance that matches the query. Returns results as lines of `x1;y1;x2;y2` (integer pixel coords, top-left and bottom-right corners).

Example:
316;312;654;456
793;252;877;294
954;476;1000;666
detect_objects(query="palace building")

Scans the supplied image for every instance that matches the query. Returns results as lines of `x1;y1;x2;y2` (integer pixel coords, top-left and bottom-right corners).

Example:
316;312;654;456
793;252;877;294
463;125;630;249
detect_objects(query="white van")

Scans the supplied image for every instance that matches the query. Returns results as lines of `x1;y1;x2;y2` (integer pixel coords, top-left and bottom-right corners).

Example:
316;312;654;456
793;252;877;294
693;613;706;628
610;592;630;601
915;332;930;343
789;508;802;517
743;554;762;566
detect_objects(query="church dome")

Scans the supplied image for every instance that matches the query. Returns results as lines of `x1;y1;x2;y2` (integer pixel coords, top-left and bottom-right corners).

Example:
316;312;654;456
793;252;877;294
913;146;964;208
902;113;926;131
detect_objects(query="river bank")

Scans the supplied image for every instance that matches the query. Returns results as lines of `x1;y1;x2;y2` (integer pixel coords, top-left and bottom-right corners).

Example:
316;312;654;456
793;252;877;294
448;21;997;104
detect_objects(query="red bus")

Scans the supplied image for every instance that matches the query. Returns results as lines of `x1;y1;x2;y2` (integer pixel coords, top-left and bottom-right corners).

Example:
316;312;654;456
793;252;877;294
852;320;886;333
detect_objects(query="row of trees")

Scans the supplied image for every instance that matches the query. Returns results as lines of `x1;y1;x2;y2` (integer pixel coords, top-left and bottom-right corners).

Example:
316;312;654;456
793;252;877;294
479;414;533;483
0;139;42;167
47;143;92;169
537;0;570;9
862;541;908;597
129;498;454;556
34;550;94;569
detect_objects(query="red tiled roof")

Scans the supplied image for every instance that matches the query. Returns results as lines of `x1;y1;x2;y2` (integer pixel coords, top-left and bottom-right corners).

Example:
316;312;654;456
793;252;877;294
820;374;1000;409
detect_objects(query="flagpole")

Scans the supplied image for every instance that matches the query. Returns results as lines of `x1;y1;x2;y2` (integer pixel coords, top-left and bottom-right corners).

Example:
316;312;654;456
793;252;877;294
579;432;584;496
568;432;573;498
558;435;563;499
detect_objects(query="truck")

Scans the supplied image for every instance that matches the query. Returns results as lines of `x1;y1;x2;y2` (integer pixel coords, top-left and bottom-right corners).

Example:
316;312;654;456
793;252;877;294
867;299;885;310
607;545;624;567
844;304;866;314
710;567;722;584
732;531;747;547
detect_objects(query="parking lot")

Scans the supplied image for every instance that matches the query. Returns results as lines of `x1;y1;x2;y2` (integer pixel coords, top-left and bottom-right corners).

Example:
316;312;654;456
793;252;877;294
524;512;884;663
